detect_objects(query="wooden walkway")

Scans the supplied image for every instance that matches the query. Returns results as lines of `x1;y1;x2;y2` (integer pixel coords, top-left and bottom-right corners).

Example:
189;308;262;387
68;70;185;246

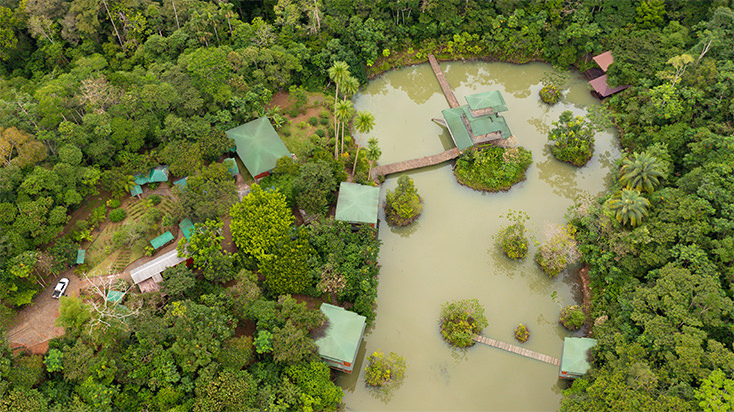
472;335;561;366
372;148;461;177
428;54;460;108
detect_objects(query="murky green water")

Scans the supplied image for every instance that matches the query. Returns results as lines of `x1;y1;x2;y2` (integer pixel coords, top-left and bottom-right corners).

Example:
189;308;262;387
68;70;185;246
338;62;620;411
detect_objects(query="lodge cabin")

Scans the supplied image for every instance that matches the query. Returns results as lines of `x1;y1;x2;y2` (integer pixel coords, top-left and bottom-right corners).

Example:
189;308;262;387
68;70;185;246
314;303;366;373
225;116;291;181
559;337;597;379
587;51;630;99
334;182;380;228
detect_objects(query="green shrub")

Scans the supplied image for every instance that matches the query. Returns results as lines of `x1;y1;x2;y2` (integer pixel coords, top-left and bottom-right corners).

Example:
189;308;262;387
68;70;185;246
106;199;121;208
560;305;586;331
365;350;407;387
514;324;530;343
494;210;529;260
287;108;299;118
308;116;318;126
539;85;561;105
439;298;488;348
319;110;330;119
297;121;307;129
109;208;127;222
454;146;533;192
281;126;292;137
385;175;422;227
319;117;329;125
534;224;579;278
315;129;326;138
148;194;162;205
548;111;595;167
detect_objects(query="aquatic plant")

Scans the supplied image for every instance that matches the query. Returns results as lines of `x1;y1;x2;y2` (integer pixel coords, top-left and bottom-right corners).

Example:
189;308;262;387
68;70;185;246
365;350;407;387
439;298;488;348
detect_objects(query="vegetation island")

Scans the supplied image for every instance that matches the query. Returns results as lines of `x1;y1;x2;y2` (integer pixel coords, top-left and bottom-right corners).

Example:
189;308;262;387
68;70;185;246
0;1;733;411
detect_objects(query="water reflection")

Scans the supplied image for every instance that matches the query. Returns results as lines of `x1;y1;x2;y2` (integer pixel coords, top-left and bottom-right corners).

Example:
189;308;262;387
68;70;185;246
343;61;619;411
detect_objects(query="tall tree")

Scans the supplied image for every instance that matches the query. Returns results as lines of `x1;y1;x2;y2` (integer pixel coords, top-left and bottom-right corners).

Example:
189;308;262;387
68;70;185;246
229;184;293;262
365;137;381;180
333;99;353;158
327;61;350;159
618;151;665;193
351;111;375;176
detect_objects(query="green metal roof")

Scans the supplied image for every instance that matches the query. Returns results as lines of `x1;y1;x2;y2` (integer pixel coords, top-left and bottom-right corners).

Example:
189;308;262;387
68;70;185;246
334;182;380;225
148;166;169;183
560;337;597;377
223;158;239;176
463;107;512;138
150;231;175;249
225;116;290;178
315;304;366;364
442;107;474;151
106;290;125;303
179;218;195;240
173;177;187;188
134;174;149;185
465;90;508;113
130;184;143;196
76;249;85;265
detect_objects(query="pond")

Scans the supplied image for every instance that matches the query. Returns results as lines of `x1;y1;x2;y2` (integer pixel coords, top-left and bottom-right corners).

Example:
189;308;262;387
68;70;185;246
336;61;620;411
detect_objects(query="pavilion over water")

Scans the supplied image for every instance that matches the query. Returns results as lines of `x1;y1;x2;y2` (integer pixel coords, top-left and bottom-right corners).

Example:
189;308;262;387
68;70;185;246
440;91;513;151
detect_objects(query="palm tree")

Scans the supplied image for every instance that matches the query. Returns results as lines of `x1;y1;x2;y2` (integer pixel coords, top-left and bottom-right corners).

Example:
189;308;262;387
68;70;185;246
351;111;375;176
618;151;665;193
327;61;350;158
334;100;354;158
122;175;136;193
606;188;651;227
365;137;382;180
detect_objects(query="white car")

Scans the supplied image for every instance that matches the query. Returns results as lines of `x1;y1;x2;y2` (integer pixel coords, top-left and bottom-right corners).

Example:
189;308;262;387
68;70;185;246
52;278;69;299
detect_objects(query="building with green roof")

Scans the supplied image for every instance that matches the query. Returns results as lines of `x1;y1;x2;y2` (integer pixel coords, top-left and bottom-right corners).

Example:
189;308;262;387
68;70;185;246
134;174;149;185
173;177;187;188
334;182;380;226
225;116;291;180
148;166;169;183
465;90;508;116
75;249;85;265
314;304;366;373
559;337;597;379
130;184;143;197
179;218;195;241
439;90;512;151
222;158;239;176
106;290;125;303
150;231;175;250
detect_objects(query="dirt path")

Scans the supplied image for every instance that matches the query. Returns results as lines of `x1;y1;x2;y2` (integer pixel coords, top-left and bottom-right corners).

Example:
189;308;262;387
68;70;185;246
8;184;180;354
7;270;81;354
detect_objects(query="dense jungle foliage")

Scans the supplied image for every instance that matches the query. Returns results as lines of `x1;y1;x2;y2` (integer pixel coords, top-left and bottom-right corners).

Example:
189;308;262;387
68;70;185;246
0;0;733;410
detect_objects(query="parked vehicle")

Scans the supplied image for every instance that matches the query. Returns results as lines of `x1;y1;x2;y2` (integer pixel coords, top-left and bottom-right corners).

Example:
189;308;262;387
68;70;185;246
52;278;69;299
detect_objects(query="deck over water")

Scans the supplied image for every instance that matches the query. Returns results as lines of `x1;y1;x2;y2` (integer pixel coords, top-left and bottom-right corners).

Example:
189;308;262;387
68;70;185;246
428;54;460;108
372;148;461;177
473;334;561;366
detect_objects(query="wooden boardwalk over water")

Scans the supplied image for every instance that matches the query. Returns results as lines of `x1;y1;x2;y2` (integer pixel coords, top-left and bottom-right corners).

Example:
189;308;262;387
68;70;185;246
428;54;460;108
373;148;461;177
473;335;561;366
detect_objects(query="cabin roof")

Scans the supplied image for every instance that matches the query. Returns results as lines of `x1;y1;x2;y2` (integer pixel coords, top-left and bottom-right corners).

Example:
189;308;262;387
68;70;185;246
314;303;366;365
560;337;597;376
129;249;186;285
589;74;629;97
334;182;380;225
592;51;614;72
225;116;290;178
465;90;508;113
